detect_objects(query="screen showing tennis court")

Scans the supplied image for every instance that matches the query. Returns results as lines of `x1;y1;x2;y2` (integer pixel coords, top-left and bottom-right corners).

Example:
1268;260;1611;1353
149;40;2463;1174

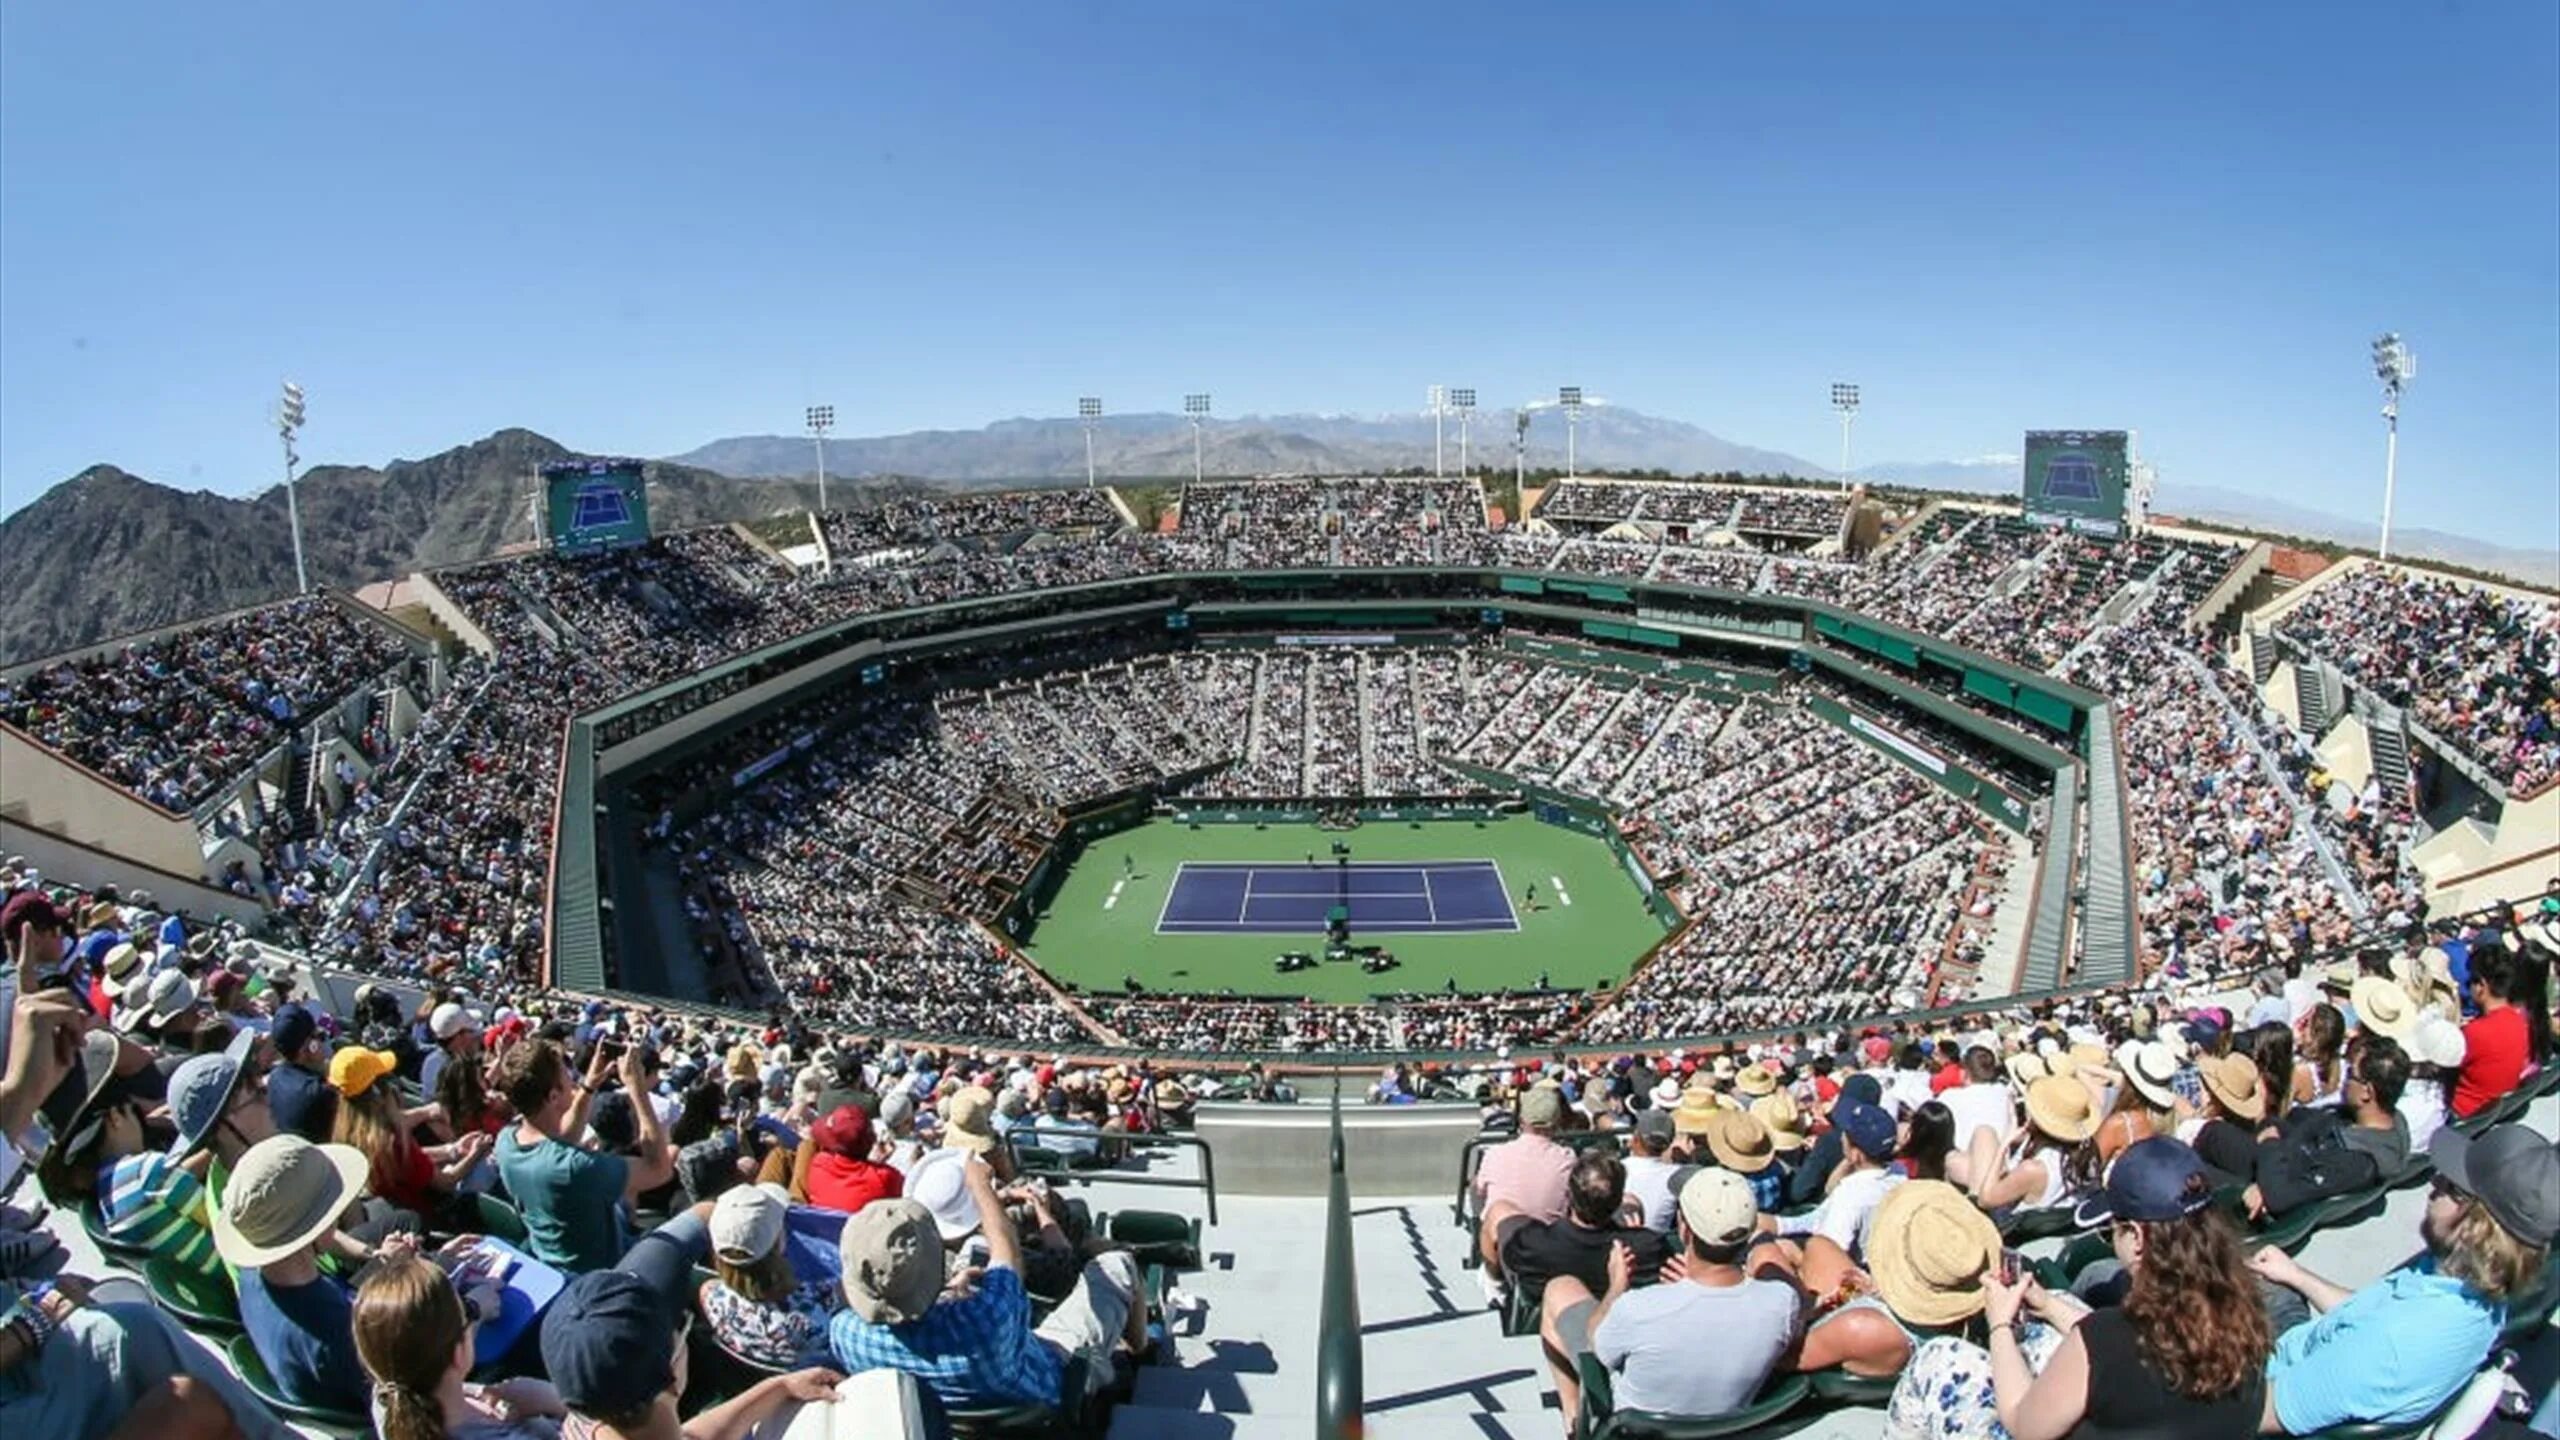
1156;859;1519;935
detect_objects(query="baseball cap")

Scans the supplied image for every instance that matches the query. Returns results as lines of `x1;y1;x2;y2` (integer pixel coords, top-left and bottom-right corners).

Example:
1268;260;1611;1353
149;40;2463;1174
1833;1098;1898;1162
839;1198;947;1324
0;891;64;949
270;1003;319;1060
542;1270;678;1419
167;1029;259;1157
708;1182;791;1265
1519;1083;1566;1130
880;1088;916;1131
2430;1125;2560;1245
1633;1107;1677;1147
812;1103;874;1158
1677;1166;1759;1247
327;1047;399;1099
430;1002;481;1041
2072;1137;2216;1228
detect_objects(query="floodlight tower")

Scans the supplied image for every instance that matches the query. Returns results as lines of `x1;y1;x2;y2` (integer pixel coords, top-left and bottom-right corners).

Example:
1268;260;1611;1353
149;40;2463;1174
1513;407;1530;491
1078;397;1102;490
805;404;834;516
1184;393;1211;485
278;381;310;594
1558;386;1584;478
1427;384;1447;479
1451;388;1476;477
1830;382;1860;492
2371;333;2415;562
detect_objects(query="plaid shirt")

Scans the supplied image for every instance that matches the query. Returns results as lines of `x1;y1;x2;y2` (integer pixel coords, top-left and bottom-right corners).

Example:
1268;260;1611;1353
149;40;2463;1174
828;1264;1061;1408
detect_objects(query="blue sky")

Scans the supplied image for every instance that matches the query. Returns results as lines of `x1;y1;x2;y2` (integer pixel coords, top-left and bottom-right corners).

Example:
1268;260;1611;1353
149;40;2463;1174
2;2;2553;548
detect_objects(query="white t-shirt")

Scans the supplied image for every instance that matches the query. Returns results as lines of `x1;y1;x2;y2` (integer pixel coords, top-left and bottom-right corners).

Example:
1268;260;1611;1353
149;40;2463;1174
1792;1166;1904;1260
1621;1155;1681;1232
1941;1083;2018;1152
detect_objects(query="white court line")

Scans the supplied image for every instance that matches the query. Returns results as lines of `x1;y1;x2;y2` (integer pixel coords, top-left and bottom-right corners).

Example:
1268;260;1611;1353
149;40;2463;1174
1551;873;1573;907
1151;862;1184;934
1238;868;1255;924
1421;868;1440;922
1104;878;1124;911
1484;856;1521;932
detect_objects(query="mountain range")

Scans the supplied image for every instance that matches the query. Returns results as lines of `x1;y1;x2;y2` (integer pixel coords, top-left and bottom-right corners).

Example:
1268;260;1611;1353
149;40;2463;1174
2;407;2547;665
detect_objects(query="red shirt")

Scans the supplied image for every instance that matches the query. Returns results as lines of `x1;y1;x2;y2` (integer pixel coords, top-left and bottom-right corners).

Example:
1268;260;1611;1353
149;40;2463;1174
1929;1062;1965;1095
805;1153;904;1214
2453;1005;2529;1117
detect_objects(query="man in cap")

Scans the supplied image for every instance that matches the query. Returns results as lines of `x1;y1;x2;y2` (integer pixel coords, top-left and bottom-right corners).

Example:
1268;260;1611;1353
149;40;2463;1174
2251;1124;2560;1433
1620;1107;1682;1232
1783;1072;1885;1208
419;1001;483;1098
261;1003;338;1144
829;1153;1146;1411
1472;1083;1576;1274
1539;1167;1800;1428
1779;1096;1901;1262
541;1266;843;1439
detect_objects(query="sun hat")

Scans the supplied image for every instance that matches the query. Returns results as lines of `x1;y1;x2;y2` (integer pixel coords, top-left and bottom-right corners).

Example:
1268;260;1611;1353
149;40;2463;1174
1866;1180;2004;1328
56;1030;131;1155
2023;1075;2100;1143
2351;978;2419;1042
1751;1092;1809;1152
2115;1041;2181;1110
1702;1108;1776;1174
1649;1076;1682;1109
429;1002;481;1042
167;1029;259;1158
2405;1013;2468;1070
906;1149;979;1240
879;1088;917;1132
942;1085;998;1154
1676;1166;1759;1247
98;943;145;999
708;1182;792;1265
1671;1085;1725;1137
2074;1137;2216;1229
2430;1125;2560;1245
1518;1083;1567;1131
211;1135;371;1267
2003;1052;2053;1090
1733;1064;1778;1099
142;968;197;1026
542;1270;677;1419
2199;1053;2267;1122
327;1047;399;1098
1832;1098;1898;1162
839;1198;947;1324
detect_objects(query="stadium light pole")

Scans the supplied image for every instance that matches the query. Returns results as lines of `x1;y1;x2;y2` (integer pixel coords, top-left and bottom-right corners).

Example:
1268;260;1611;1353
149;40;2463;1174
1427;384;1447;479
1185;393;1211;485
1514;408;1529;492
1078;397;1102;490
1559;386;1583;478
278;381;310;594
805;404;834;516
2372;333;2414;562
1451;388;1476;478
1830;382;1860;493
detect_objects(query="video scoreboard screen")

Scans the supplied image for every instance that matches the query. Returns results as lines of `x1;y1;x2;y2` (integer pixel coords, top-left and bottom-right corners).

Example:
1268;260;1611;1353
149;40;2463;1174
2020;431;2129;534
543;459;652;553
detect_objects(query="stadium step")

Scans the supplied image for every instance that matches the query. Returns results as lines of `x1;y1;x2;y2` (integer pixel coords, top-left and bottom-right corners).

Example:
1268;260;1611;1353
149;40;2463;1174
2294;661;2332;734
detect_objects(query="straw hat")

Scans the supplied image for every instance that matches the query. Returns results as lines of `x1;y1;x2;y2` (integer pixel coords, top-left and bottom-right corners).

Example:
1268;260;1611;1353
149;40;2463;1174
1750;1092;1809;1152
1671;1085;1725;1136
1866;1180;2003;1328
2199;1053;2267;1123
2114;1041;2181;1110
1733;1064;1777;1099
2023;1075;2100;1143
2351;977;2419;1042
1702;1108;1777;1174
2066;1043;2111;1077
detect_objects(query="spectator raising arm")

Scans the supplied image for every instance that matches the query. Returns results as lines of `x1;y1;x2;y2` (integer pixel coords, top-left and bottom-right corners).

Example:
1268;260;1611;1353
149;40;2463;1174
620;1045;678;1204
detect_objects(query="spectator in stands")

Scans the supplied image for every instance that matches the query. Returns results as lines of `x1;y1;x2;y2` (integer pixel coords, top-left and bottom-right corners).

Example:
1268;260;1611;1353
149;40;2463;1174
38;1032;220;1280
329;1045;489;1231
1031;1086;1100;1162
493;1038;674;1274
353;1253;565;1440
1702;1108;1786;1211
1958;1076;2098;1218
1474;1084;1575;1274
2243;1037;2411;1221
419;1003;482;1099
2293;1003;2350;1109
214;1134;390;1415
261;1004;337;1144
1782;1095;1902;1260
1804;1178;2001;1382
1893;1101;1958;1183
541;1268;843;1440
2453;946;2528;1117
2398;1013;2465;1151
1886;1138;2268;1439
829;1154;1146;1411
696;1181;839;1369
2181;1053;2270;1180
0;1268;291;1440
2251;1124;2560;1433
1938;1047;2017;1154
799;1103;903;1214
1540;1168;1800;1431
1619;1107;1681;1231
1493;1150;1672;1306
1786;1073;1886;1207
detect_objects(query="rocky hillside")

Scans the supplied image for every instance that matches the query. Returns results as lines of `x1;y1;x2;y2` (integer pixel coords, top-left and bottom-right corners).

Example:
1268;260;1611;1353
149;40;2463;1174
0;430;887;663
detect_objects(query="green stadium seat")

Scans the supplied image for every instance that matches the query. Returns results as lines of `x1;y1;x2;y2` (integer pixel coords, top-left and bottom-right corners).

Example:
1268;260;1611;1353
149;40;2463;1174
1102;1209;1201;1270
144;1256;242;1338
226;1332;373;1437
1806;1367;1899;1405
944;1354;1094;1437
474;1192;532;1246
1996;1205;2080;1245
82;1198;150;1264
1574;1358;1810;1440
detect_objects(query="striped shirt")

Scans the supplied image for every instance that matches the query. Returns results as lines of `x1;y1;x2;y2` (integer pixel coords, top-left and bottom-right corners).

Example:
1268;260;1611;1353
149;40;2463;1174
102;1151;222;1278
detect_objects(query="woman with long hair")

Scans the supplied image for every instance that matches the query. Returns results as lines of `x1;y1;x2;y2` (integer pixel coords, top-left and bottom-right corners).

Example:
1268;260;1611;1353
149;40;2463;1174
695;1183;839;1370
330;1048;488;1228
1965;1076;2102;1214
1886;1138;2269;1439
2294;1003;2349;1108
354;1255;562;1440
2242;1022;2295;1131
1894;1101;1957;1182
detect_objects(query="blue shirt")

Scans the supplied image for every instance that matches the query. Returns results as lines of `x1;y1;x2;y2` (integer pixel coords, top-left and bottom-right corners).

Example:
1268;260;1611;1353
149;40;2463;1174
829;1264;1062;1409
239;1267;366;1413
2266;1262;2501;1434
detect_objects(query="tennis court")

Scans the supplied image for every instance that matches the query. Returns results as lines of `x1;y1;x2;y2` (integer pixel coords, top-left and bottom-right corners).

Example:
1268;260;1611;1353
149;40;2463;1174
1155;859;1519;935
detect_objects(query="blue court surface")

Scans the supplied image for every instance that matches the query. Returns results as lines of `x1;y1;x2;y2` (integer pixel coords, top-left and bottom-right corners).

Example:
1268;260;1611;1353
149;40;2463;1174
1155;859;1520;935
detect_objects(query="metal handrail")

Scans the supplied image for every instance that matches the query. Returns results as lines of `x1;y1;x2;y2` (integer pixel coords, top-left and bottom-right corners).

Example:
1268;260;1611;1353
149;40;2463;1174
1001;1127;1220;1226
1316;1075;1363;1439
